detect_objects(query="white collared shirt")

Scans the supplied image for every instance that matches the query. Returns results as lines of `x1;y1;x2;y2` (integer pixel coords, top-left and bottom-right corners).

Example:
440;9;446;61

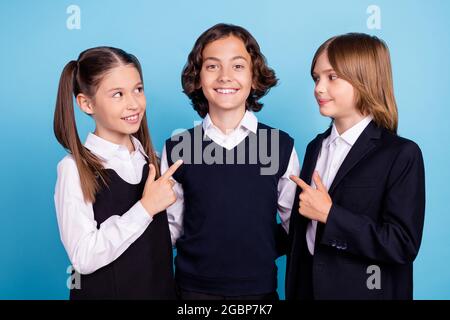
161;111;300;246
306;115;373;255
201;111;258;150
54;133;153;275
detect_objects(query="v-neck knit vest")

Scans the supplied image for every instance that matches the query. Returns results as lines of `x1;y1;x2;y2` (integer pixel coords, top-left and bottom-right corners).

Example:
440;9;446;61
165;122;294;295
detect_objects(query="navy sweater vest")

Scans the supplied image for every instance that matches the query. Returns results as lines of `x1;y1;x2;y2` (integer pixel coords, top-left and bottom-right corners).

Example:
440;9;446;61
70;164;175;300
165;122;294;295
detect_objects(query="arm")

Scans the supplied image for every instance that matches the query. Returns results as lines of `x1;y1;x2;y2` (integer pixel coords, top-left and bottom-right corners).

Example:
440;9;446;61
161;145;185;247
276;147;301;256
321;141;426;264
54;157;153;275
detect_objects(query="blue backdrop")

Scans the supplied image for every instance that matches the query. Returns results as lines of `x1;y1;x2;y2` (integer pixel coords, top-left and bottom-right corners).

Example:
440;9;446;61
0;0;448;299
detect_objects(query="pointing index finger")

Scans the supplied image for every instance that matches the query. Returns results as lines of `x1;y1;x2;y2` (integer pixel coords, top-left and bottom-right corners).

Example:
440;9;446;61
161;159;183;180
290;175;311;190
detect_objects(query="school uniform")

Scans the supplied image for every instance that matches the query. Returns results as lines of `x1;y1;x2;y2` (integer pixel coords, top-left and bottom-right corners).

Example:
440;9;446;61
161;111;300;298
286;116;425;300
55;133;175;299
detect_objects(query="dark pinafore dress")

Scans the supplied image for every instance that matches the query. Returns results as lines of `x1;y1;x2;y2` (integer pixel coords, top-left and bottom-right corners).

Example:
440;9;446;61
70;163;175;300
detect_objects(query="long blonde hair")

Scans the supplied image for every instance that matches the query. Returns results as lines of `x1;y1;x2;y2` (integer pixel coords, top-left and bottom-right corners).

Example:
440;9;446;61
311;33;398;133
54;47;160;203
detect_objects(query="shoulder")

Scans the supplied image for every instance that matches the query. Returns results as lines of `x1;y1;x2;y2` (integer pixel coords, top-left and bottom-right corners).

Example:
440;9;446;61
164;126;199;165
165;126;198;146
257;122;294;143
376;130;425;187
56;155;85;186
57;154;77;174
305;127;331;151
55;155;83;195
379;129;423;158
376;130;425;183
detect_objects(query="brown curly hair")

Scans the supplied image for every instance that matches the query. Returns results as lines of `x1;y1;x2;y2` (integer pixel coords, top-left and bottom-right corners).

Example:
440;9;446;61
182;23;278;118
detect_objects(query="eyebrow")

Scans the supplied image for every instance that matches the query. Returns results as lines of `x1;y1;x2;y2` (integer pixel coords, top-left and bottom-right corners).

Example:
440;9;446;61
231;56;249;62
203;56;249;62
312;68;335;75
107;82;143;92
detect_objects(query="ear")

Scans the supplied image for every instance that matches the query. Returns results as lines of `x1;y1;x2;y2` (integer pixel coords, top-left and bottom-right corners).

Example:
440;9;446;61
76;93;94;115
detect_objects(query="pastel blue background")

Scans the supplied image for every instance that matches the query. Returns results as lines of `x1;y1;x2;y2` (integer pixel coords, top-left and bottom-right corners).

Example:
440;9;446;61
0;0;448;299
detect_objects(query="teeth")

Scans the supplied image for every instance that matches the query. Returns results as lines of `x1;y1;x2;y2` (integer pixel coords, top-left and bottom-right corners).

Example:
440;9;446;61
122;114;138;121
216;89;237;94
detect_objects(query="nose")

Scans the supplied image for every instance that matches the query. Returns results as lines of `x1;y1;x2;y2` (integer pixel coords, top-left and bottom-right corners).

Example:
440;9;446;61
315;79;326;96
124;93;140;110
218;67;232;83
125;93;139;110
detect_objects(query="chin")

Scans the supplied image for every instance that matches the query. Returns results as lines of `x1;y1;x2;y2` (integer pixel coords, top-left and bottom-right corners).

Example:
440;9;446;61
319;106;337;118
319;108;331;117
210;104;245;113
123;125;141;135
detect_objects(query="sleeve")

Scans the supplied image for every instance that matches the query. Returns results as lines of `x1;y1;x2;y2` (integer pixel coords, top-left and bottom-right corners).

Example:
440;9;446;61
275;147;300;257
161;145;185;247
54;157;153;275
321;141;426;264
277;147;301;234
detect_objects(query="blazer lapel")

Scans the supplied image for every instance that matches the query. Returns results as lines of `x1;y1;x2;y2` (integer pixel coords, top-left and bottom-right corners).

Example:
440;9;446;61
328;121;382;195
301;128;331;184
290;128;330;248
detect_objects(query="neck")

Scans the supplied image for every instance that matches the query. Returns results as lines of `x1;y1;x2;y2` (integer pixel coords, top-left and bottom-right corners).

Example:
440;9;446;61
334;113;367;135
94;128;135;152
208;107;246;135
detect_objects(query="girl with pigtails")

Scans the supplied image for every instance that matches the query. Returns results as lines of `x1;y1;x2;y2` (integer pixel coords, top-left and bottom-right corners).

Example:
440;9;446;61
54;47;182;299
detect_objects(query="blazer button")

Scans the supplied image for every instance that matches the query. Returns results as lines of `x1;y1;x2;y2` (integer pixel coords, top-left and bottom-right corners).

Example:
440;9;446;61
331;240;337;247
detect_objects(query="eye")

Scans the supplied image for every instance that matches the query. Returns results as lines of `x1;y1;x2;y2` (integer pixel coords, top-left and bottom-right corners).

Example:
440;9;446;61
329;74;338;80
135;86;144;93
112;91;123;98
312;76;319;83
206;64;218;70
233;64;245;70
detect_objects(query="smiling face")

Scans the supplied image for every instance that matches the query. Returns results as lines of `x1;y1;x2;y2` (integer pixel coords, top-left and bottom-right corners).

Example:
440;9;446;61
77;64;146;145
312;51;364;129
199;35;253;115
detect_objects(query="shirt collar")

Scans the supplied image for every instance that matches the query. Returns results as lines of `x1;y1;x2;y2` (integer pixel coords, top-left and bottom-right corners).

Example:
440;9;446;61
202;110;258;138
84;132;148;161
327;115;373;148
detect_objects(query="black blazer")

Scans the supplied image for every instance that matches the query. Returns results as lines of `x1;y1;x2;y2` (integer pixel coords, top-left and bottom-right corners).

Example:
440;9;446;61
285;121;425;300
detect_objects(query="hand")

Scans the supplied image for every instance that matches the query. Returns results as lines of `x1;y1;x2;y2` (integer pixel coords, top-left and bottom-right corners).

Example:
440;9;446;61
140;159;183;216
290;171;332;223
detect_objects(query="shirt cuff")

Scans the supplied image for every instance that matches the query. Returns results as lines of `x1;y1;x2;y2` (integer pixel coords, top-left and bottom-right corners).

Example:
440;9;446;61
122;201;153;229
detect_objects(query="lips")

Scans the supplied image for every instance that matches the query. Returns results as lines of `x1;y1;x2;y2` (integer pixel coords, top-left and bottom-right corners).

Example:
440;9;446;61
317;99;332;106
121;113;140;124
214;88;239;94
